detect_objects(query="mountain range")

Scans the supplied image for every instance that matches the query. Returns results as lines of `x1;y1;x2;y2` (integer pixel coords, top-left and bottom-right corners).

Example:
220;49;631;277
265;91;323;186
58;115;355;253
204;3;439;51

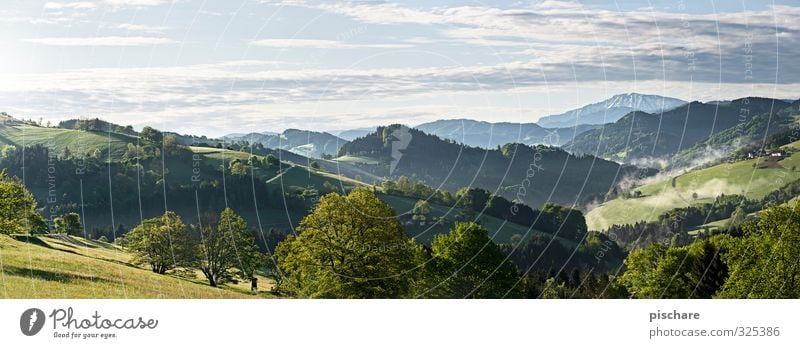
335;125;655;208
565;97;794;164
536;93;687;128
414;119;599;148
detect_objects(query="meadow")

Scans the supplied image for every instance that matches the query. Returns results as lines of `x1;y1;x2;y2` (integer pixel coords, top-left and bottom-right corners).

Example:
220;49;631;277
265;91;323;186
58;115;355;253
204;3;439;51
586;142;800;231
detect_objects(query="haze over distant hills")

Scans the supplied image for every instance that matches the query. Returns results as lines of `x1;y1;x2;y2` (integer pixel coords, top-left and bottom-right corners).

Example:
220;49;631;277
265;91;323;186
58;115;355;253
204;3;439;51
536;93;687;128
332;128;375;141
225;129;346;158
414;119;598;148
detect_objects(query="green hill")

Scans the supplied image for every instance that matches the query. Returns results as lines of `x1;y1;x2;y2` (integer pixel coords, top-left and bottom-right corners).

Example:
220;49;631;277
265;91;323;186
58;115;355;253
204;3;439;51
586;141;800;231
337;125;654;208
565;98;793;164
0;234;260;298
671;100;800;168
0;121;133;160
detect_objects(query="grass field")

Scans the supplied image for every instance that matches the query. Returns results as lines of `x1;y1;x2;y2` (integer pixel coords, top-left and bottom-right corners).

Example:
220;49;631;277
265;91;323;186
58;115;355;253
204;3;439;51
586;151;800;231
0;123;133;160
0;234;266;298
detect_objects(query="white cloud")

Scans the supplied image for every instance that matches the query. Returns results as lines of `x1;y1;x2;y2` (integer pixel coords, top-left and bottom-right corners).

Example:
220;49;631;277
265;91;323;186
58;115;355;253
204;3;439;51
250;38;412;49
43;2;97;10
23;36;177;46
115;23;169;33
103;0;171;7
0;60;797;135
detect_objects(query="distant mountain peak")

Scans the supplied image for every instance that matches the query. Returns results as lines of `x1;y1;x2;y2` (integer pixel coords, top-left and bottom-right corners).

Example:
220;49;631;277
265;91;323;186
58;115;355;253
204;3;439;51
536;93;687;128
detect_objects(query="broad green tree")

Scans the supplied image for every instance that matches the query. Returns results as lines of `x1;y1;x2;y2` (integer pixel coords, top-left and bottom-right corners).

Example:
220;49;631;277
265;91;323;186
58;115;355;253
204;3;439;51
53;212;82;235
194;208;262;287
719;204;800;298
425;222;526;298
127;211;192;274
0;169;45;235
276;188;417;298
412;200;431;221
619;242;698;299
140;126;163;144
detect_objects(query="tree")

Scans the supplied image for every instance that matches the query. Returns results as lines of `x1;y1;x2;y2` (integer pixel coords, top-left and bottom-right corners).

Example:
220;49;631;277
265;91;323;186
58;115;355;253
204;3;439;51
727;206;747;230
719;204;800;298
53;212;81;235
424;222;526;298
127;211;191;274
541;203;587;242
0;170;45;235
455;187;490;211
412;200;431;221
689;238;728;298
265;154;280;168
140;126;163;144
618;242;697;298
275;188;417;298
229;160;248;176
310;161;320;170
194;208;262;287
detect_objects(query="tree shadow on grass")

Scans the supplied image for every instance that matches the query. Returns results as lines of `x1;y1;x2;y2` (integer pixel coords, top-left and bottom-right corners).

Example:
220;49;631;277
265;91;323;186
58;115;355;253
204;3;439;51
3;265;111;283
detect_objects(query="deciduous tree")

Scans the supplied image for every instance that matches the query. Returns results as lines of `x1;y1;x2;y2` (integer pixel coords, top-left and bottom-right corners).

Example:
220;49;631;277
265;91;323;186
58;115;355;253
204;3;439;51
127;211;191;274
194;208;262;287
276;188;417;298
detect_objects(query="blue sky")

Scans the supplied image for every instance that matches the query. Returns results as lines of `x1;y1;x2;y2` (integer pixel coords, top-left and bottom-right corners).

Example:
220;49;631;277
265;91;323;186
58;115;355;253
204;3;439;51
1;0;798;136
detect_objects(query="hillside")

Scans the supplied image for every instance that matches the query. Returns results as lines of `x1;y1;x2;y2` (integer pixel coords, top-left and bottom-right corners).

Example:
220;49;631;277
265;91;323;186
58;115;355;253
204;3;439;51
414;119;598;148
0;234;260;298
1;119;133;159
0;120;564;251
670;100;800;167
586;140;800;231
337;125;655;208
536;93;686;128
565;97;792;164
0;120;361;236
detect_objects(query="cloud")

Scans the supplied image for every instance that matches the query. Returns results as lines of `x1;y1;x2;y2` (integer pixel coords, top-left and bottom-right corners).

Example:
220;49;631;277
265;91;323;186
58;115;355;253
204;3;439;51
305;1;800;84
23;36;177;46
103;0;171;7
1;59;798;136
43;2;97;10
115;23;170;33
250;38;412;49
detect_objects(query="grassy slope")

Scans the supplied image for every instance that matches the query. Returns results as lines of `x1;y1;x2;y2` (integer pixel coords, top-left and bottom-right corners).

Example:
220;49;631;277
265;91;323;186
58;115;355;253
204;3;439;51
586;146;800;231
0;234;262;298
0;123;132;159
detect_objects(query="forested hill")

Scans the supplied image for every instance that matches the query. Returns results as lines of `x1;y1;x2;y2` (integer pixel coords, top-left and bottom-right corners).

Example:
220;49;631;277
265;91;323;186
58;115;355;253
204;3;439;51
565;97;793;164
671;100;800;168
337;125;655;208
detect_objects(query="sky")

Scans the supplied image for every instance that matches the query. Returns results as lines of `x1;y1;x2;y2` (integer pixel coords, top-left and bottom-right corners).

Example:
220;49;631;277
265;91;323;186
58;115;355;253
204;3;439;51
0;0;799;136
